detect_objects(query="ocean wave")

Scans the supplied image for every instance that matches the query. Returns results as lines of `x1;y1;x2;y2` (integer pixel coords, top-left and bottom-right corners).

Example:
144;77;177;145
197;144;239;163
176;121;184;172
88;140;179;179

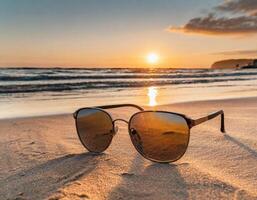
1;68;257;94
1;71;257;82
0;77;255;94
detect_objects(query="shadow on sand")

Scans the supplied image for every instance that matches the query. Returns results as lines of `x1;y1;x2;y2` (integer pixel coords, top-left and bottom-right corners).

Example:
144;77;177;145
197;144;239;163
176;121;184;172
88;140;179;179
108;155;189;200
0;152;103;200
223;133;257;158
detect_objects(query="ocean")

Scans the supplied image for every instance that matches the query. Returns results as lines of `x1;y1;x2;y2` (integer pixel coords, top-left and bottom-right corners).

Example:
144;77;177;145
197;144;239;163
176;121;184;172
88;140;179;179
1;67;257;118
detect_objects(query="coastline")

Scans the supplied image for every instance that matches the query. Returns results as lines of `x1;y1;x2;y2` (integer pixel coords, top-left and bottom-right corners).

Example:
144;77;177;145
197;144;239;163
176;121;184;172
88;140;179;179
1;67;257;120
0;97;256;199
1;95;257;120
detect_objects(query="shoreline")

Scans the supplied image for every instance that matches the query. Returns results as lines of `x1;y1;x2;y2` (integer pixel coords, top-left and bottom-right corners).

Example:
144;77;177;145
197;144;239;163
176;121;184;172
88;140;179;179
1;95;257;121
1;67;257;120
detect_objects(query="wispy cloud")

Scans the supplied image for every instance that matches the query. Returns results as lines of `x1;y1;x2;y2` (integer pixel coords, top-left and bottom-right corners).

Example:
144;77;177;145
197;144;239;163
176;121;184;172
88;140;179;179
169;0;257;36
212;49;257;55
215;0;257;16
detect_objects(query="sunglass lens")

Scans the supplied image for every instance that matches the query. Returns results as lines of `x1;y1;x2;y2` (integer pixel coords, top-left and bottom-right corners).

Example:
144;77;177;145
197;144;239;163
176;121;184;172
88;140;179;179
129;112;189;162
76;108;114;153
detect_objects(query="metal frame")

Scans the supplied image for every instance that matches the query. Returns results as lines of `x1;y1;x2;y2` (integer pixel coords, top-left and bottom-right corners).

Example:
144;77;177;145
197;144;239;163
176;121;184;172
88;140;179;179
73;104;225;163
190;110;225;132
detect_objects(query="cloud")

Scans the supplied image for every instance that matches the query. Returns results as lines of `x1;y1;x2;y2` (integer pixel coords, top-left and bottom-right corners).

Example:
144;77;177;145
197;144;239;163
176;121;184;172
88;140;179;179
169;0;257;35
215;0;257;16
170;14;257;35
212;49;257;55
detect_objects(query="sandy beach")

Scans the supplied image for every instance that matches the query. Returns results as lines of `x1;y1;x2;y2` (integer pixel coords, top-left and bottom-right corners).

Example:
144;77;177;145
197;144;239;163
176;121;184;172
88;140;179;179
1;0;257;199
0;97;256;200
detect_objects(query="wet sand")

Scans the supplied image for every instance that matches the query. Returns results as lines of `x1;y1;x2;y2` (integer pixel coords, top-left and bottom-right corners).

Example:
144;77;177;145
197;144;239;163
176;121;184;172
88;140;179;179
0;97;256;200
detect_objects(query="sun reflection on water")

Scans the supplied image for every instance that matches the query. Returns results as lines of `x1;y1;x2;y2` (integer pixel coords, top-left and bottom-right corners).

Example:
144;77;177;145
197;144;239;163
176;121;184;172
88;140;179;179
148;86;158;106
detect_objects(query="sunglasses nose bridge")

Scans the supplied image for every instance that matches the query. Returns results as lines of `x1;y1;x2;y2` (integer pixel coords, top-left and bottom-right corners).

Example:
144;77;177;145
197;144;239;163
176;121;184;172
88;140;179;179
112;118;129;134
113;118;129;125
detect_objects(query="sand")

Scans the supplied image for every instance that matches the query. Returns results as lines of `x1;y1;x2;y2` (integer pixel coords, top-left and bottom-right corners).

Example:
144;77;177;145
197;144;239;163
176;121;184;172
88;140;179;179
0;97;256;200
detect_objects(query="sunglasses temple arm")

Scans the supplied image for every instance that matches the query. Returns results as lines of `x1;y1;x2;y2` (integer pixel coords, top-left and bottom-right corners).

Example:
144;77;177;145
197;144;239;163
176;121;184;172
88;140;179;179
189;110;225;133
97;104;144;111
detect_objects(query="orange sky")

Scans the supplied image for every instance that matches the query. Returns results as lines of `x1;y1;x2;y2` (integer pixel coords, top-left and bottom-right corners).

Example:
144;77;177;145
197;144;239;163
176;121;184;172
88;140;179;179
0;0;256;68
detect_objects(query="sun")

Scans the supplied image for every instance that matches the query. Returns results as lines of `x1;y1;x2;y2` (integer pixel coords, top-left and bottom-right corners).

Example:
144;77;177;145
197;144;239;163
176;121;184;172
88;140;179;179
147;53;159;64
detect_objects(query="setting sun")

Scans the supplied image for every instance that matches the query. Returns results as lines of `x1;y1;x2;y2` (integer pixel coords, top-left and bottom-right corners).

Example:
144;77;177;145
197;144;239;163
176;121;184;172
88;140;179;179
147;53;159;64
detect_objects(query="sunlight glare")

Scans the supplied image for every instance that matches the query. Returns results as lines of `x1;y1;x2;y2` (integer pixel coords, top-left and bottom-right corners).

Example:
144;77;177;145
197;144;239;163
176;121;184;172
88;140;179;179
147;53;159;64
148;86;158;106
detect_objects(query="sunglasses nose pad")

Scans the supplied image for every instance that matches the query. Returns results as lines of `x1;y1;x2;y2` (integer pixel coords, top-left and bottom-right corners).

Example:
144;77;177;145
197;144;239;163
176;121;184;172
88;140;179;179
114;126;119;135
130;128;144;152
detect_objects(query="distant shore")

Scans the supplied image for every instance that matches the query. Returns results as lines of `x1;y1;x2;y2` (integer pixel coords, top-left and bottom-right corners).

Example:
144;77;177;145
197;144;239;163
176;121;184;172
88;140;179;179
211;58;257;69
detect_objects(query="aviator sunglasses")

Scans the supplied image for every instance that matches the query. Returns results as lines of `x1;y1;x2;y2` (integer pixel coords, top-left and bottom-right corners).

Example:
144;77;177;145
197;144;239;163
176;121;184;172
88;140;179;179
73;104;225;163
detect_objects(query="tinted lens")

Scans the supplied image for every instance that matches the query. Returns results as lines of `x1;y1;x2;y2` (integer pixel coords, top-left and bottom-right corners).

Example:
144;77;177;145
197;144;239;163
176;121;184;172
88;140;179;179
129;112;189;162
76;108;114;153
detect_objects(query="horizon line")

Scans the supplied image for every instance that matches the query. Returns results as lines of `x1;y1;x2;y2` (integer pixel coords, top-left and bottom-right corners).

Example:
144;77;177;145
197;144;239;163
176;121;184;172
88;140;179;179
0;66;210;69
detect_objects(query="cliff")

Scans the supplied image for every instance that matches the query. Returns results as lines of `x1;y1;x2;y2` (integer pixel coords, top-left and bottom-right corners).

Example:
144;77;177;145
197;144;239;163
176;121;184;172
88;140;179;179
211;59;254;69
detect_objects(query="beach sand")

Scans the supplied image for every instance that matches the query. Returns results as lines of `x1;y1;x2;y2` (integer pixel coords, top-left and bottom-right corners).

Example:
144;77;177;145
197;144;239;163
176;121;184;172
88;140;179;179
0;97;256;200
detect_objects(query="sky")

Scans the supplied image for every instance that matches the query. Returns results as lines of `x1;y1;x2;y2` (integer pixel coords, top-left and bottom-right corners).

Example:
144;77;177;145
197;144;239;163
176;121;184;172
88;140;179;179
0;0;256;68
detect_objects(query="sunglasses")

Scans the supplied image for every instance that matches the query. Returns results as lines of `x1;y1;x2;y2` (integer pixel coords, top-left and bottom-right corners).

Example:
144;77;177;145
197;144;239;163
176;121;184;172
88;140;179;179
73;104;225;163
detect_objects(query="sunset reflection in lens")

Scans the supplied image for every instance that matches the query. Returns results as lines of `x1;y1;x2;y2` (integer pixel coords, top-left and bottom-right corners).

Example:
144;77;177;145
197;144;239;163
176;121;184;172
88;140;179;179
76;108;114;153
129;111;189;162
